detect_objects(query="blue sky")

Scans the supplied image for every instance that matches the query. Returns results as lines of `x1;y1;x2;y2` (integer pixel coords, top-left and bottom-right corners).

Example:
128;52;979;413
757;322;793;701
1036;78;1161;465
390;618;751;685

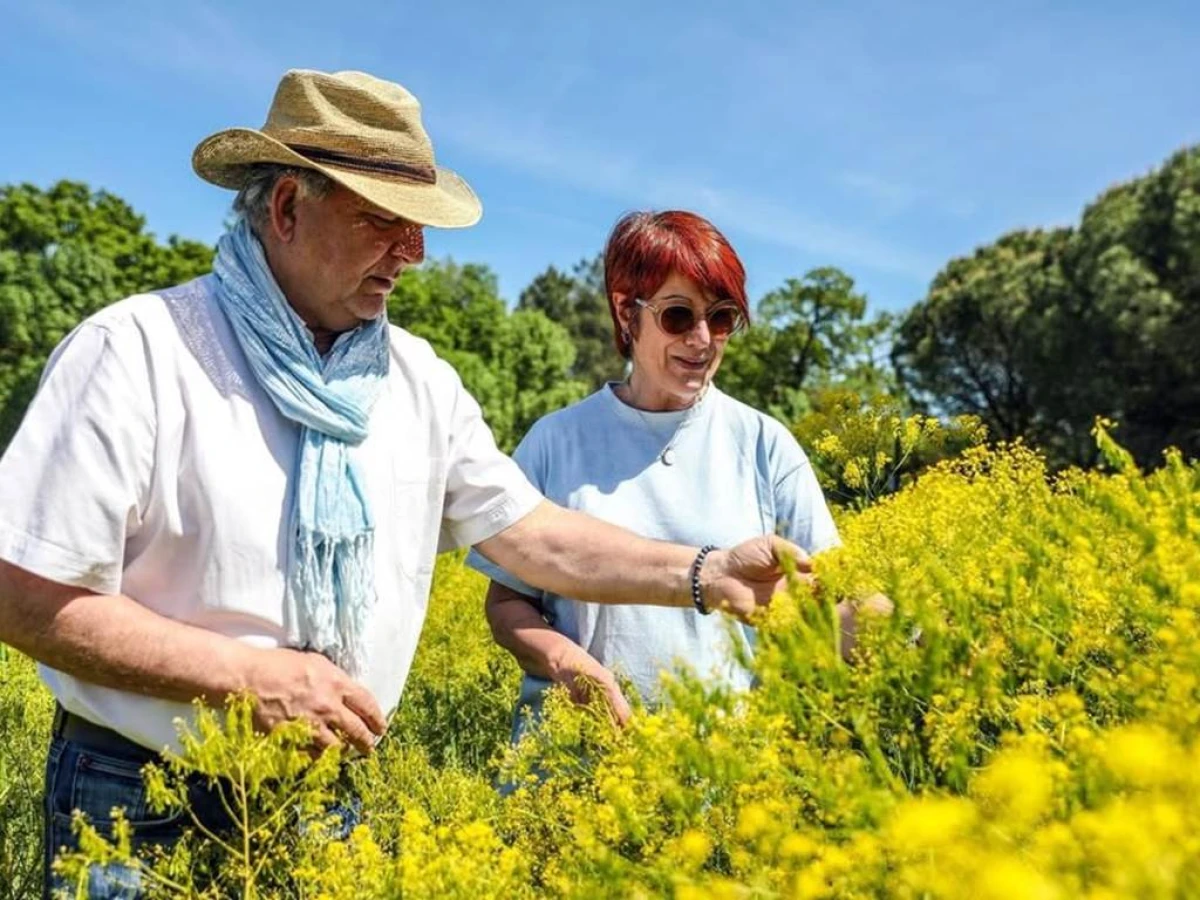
2;0;1198;313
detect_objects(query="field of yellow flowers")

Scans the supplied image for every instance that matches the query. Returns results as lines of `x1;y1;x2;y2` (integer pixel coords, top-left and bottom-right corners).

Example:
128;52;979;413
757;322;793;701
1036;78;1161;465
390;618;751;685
2;427;1199;898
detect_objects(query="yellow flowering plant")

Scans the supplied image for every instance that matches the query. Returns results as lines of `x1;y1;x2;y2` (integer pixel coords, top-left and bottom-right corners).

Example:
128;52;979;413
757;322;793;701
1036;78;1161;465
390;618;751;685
794;387;986;508
4;420;1199;897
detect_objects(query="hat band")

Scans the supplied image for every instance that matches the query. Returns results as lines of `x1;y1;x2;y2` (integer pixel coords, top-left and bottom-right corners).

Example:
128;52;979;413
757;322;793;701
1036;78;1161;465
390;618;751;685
284;143;437;184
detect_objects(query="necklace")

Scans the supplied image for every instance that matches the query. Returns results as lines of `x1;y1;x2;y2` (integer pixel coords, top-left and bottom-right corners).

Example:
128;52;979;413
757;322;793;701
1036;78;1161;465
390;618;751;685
616;380;709;467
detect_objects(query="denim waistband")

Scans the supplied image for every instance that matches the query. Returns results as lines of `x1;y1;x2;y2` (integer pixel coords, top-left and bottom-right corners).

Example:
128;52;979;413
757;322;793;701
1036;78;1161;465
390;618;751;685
51;703;161;763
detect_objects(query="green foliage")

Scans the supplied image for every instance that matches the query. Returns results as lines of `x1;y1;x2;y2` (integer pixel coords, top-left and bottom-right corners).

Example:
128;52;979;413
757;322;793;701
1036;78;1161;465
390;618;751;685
895;144;1200;468
892;228;1084;461
385;554;520;770
0;181;212;451
518;256;624;391
720;266;894;423
387;260;589;451
0;646;53;900
794;388;987;508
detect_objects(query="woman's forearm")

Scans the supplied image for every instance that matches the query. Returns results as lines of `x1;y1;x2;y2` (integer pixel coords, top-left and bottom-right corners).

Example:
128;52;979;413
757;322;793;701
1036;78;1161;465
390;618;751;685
485;580;600;683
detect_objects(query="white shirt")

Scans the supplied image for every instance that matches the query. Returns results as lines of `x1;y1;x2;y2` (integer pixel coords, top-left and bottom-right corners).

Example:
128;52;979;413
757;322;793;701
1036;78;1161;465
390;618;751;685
0;275;541;752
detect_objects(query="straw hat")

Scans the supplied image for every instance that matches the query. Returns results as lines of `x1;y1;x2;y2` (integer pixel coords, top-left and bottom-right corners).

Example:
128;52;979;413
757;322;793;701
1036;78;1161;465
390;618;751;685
193;69;481;228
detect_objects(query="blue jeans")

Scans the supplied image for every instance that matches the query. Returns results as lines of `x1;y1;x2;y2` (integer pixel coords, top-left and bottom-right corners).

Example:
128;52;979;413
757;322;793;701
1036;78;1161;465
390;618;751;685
43;733;234;899
43;733;362;899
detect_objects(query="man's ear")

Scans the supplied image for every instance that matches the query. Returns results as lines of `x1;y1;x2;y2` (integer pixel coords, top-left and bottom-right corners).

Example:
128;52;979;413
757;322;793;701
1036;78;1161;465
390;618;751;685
268;176;302;243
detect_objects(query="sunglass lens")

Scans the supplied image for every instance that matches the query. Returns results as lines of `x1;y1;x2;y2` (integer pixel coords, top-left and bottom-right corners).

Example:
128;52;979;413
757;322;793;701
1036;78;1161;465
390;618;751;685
660;305;697;335
708;308;739;336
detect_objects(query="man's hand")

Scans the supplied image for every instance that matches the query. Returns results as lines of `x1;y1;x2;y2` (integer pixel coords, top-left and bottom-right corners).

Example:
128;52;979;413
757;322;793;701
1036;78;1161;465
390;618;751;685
243;647;387;756
548;642;632;728
700;535;813;622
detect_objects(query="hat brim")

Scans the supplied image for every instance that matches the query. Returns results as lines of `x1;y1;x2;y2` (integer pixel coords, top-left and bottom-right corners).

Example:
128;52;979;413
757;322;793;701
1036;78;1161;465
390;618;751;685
192;127;482;229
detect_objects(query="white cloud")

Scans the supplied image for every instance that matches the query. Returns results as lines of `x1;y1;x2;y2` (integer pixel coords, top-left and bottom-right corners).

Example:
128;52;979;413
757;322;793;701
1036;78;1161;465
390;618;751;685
439;111;936;279
16;0;282;91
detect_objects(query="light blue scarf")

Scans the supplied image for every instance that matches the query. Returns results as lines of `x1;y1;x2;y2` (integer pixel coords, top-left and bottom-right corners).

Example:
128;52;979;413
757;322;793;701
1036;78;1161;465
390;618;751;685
213;218;388;676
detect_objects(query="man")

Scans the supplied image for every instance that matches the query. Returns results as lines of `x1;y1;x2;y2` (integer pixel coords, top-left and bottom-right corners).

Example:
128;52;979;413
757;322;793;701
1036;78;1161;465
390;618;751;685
0;70;806;894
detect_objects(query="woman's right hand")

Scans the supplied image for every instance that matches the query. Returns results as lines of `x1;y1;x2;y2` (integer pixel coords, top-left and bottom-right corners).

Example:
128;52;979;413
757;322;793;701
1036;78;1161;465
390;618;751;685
548;642;632;728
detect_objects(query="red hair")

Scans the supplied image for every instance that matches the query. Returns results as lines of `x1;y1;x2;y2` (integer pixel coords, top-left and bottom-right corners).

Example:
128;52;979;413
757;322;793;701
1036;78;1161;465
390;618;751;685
603;210;749;359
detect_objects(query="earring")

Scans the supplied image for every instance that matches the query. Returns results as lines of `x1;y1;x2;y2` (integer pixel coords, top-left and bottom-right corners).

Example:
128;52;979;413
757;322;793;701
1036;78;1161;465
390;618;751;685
621;328;631;343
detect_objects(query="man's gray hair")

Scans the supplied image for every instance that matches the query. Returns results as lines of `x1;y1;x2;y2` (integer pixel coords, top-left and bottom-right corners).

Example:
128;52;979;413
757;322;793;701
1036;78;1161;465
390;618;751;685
232;164;336;234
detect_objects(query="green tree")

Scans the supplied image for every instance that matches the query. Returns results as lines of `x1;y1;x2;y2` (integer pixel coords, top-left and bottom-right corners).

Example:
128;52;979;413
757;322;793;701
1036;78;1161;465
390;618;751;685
719;266;893;421
388;260;587;450
894;144;1200;468
518;255;624;390
502;309;592;443
891;229;1084;461
1063;145;1200;464
0;181;213;450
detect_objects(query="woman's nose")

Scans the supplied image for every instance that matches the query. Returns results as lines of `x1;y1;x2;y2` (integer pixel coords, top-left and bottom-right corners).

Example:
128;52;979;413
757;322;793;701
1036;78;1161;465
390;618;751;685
684;316;713;347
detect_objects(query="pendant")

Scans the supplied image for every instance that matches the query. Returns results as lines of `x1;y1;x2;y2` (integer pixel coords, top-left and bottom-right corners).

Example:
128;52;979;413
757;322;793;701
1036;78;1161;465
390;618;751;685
661;448;676;466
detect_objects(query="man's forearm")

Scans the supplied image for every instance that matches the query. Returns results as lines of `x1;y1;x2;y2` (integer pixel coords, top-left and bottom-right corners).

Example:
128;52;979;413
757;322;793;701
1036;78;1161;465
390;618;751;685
476;502;696;610
0;559;255;705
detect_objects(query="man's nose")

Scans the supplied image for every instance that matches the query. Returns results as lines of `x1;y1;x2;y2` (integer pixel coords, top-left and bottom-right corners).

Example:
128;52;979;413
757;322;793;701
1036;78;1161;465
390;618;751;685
388;224;425;263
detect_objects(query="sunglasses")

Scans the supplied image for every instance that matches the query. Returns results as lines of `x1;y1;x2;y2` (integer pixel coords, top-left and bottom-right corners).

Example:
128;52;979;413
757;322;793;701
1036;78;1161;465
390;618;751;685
633;298;745;338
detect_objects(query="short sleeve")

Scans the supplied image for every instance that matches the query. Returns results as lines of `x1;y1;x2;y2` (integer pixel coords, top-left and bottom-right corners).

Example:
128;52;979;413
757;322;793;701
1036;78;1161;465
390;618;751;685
0;322;155;595
772;438;840;556
437;370;543;552
463;423;548;601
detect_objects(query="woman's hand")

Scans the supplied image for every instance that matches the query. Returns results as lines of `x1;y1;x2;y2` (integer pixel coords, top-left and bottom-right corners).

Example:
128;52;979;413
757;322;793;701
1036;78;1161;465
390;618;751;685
547;641;632;728
485;579;632;726
837;592;895;661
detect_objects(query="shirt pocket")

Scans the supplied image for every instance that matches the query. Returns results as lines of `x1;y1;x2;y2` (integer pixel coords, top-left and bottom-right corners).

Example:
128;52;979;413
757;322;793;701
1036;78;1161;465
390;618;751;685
390;453;446;582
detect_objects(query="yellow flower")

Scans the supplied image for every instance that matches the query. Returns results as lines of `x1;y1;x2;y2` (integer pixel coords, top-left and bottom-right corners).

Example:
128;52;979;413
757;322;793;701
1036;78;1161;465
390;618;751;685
1102;725;1180;788
735;803;771;842
677;830;712;868
886;796;978;854
973;745;1055;825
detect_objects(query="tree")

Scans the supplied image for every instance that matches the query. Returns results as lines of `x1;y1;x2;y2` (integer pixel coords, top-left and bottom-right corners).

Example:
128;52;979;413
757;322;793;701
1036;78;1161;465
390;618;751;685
0;181;213;449
719;266;893;422
894;144;1200;468
502;309;592;444
891;229;1085;460
518;256;624;390
1064;145;1200;463
388;260;588;450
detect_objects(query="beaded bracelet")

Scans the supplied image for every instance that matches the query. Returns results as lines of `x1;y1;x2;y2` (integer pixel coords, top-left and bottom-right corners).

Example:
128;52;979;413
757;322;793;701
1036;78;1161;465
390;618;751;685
690;544;718;615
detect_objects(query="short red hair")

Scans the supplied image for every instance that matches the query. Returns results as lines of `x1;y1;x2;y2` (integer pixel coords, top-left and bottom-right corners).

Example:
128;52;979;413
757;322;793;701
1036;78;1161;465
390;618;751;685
603;210;749;359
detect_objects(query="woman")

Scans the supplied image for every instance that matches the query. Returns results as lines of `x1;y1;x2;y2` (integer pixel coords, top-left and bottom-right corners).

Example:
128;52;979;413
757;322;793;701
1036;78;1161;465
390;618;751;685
466;210;842;738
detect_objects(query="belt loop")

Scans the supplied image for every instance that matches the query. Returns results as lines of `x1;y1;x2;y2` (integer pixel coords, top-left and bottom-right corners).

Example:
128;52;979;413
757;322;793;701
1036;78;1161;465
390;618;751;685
51;701;66;738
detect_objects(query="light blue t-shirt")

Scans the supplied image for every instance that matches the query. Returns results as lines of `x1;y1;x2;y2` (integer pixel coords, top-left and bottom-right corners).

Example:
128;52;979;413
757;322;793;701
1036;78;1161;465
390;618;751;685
466;384;839;741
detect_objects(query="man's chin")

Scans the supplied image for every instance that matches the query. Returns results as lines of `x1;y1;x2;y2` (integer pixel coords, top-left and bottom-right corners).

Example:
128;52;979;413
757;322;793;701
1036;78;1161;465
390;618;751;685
351;294;389;321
